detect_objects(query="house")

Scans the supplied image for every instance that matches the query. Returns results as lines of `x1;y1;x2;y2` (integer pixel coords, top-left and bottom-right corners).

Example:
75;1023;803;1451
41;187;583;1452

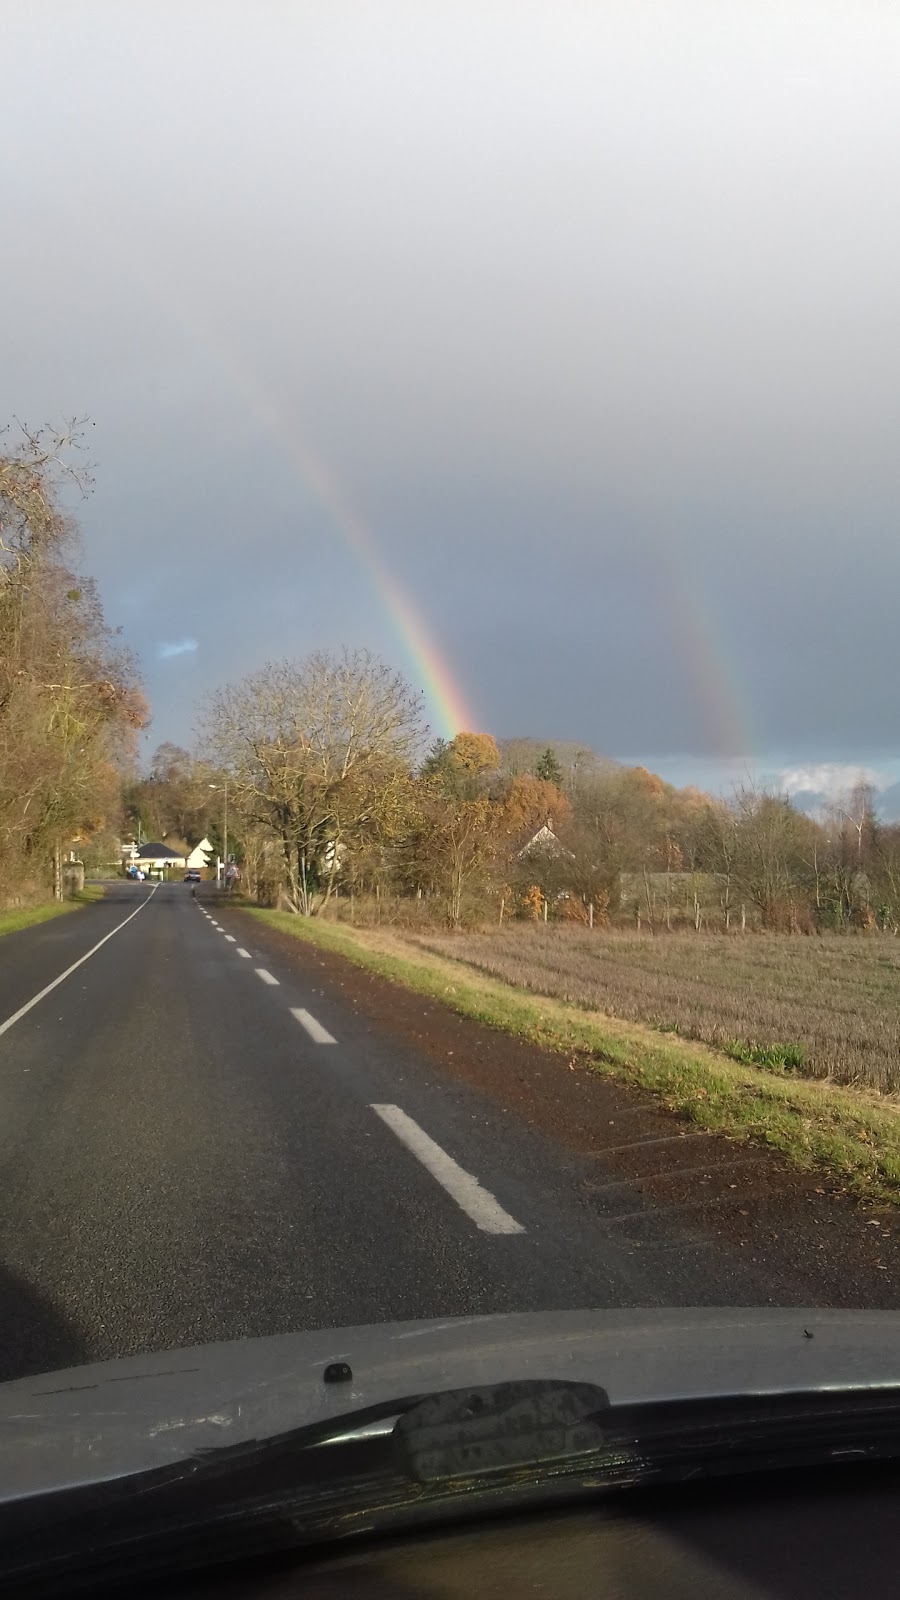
133;842;186;876
517;820;570;860
185;837;214;871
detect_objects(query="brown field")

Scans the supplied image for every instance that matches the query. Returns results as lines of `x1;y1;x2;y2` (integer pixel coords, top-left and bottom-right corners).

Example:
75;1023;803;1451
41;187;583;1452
412;926;900;1095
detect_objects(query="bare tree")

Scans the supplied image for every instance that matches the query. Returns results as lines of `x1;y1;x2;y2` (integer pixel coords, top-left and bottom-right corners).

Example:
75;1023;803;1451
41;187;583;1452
730;785;815;930
200;649;424;914
403;789;497;927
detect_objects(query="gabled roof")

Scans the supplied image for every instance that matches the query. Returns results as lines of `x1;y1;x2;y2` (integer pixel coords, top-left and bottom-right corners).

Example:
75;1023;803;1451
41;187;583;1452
518;822;574;861
134;842;183;860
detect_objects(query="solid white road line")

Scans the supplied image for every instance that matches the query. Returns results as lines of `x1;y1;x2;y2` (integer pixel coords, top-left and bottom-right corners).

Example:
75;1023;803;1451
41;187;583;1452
224;934;236;942
236;948;251;959
0;885;160;1039
290;1007;336;1045
255;968;279;985
369;1104;525;1235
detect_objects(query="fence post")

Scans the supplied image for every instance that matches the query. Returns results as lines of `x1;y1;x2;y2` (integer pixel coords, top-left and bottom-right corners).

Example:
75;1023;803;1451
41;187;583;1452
499;896;505;925
542;896;548;923
588;901;594;930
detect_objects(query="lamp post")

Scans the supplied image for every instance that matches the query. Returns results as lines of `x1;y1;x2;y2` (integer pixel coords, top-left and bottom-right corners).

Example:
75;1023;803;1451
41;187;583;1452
209;781;228;883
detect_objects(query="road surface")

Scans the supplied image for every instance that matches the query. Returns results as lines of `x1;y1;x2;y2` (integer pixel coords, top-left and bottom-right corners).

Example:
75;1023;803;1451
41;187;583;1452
0;882;896;1381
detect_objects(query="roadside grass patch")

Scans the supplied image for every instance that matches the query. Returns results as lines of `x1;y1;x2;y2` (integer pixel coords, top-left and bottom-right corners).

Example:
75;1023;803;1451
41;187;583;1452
722;1040;806;1073
0;886;104;940
242;908;900;1205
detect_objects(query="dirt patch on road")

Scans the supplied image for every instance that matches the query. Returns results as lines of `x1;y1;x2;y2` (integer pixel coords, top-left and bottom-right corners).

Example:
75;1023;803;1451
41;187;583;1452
228;904;900;1308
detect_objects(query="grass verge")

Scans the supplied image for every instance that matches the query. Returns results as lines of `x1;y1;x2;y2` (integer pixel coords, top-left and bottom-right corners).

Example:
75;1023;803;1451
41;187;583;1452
0;886;105;940
245;908;900;1205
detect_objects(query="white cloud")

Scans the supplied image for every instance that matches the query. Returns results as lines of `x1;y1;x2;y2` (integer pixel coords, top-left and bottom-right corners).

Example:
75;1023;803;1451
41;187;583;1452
778;763;883;800
155;638;199;660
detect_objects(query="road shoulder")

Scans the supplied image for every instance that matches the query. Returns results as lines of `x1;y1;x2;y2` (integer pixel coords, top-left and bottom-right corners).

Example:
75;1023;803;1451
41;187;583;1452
214;899;900;1309
0;887;105;942
235;907;900;1208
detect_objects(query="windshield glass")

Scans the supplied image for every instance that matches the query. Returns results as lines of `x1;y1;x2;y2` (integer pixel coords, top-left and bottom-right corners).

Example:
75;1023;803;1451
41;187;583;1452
2;0;898;1443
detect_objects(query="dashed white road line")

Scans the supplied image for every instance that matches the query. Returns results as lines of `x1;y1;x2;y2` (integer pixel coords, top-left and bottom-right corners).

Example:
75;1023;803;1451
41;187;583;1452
0;885;160;1039
369;1104;525;1235
255;968;279;986
290;1007;336;1045
224;934;236;942
236;948;251;959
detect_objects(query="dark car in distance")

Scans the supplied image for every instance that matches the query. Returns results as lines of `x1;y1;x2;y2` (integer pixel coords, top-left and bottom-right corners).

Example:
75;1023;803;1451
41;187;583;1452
183;868;202;883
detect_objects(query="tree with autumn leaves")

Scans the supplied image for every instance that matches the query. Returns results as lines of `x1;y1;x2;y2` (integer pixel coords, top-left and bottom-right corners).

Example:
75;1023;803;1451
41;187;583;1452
0;424;146;903
405;735;579;925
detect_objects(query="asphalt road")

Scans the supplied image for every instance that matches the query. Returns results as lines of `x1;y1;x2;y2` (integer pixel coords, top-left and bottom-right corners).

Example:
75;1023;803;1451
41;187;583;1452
0;883;893;1381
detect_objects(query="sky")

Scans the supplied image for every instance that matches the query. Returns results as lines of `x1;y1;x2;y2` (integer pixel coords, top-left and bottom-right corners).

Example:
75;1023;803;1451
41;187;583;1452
3;1;900;800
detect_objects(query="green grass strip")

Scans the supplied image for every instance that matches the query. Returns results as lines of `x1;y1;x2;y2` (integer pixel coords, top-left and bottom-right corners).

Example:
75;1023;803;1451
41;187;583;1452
0;886;105;940
244;908;900;1206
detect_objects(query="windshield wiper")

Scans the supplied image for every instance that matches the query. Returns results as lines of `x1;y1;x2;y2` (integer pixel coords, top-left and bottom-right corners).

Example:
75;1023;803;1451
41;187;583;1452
5;1380;900;1597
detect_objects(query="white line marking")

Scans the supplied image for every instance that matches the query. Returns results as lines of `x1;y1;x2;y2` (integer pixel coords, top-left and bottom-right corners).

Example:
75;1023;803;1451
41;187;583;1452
290;1007;336;1044
255;968;279;985
369;1105;525;1235
224;934;236;942
0;887;160;1039
211;923;222;930
236;948;251;958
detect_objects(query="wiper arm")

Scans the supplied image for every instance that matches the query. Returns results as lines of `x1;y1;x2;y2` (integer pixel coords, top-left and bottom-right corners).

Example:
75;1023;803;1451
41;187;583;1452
6;1381;900;1597
0;1381;610;1598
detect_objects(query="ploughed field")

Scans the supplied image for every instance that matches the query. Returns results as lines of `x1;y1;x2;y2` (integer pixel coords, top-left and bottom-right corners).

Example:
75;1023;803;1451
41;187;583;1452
414;926;900;1095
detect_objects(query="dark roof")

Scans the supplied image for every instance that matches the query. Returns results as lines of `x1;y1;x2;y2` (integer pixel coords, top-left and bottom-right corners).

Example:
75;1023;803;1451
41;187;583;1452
135;842;183;859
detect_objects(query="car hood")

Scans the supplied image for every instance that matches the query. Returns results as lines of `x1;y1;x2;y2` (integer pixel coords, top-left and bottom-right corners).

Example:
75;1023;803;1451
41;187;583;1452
3;1307;900;1503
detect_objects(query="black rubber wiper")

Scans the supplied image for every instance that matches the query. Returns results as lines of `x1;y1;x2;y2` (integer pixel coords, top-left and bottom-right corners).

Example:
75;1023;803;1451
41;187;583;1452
0;1380;610;1598
6;1380;900;1598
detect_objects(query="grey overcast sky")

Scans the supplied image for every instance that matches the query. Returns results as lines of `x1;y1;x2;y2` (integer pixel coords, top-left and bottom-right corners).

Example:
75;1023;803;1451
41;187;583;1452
3;1;900;794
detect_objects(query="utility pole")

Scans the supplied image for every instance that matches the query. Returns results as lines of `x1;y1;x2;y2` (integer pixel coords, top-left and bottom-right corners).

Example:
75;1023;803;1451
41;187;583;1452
210;779;229;883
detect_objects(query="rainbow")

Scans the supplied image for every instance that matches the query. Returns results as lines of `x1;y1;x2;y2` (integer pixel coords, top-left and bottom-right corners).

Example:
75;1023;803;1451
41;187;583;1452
130;262;476;741
660;556;758;759
254;427;476;742
129;255;756;764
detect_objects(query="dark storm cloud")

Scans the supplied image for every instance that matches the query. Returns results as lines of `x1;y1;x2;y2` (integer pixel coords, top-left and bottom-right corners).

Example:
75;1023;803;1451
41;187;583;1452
2;1;899;772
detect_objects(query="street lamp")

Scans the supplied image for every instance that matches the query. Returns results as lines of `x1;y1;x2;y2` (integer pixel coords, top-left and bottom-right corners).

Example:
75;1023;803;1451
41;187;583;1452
209;780;228;883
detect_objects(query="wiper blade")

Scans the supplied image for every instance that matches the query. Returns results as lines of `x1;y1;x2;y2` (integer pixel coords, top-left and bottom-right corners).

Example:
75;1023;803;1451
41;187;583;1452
6;1381;900;1597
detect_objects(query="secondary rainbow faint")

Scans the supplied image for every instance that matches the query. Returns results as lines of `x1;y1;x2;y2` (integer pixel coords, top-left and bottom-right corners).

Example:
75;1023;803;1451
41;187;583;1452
129;260;476;742
664;564;758;761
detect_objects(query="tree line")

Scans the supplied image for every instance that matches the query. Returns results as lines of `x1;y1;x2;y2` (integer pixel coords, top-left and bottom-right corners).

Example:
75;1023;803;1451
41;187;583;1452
0;425;145;904
148;647;899;934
